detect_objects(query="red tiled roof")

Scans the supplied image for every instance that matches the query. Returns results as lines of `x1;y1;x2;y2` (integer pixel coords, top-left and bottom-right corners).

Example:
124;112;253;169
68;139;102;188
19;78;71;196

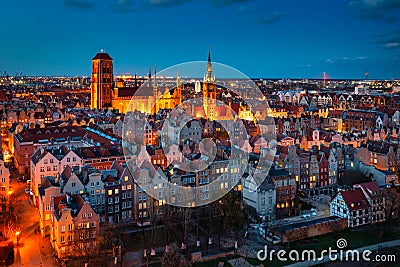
15;126;86;144
340;188;370;211
354;181;382;199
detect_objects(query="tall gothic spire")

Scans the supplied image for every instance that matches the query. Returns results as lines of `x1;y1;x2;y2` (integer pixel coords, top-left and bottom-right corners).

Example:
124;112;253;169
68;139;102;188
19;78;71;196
204;47;215;83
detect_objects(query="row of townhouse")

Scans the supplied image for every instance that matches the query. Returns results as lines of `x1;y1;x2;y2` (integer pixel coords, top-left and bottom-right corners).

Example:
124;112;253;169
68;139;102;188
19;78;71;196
327;109;389;132
3;109;63;128
330;182;385;228
38;161;137;239
283;145;344;191
274;108;399;135
14;125;124;175
124;110;254;155
40;154;247;258
50;193;100;259
272;91;387;110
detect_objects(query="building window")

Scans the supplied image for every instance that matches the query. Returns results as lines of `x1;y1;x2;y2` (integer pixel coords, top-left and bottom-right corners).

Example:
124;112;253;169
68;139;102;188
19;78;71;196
61;225;65;233
60;236;65;243
108;190;112;195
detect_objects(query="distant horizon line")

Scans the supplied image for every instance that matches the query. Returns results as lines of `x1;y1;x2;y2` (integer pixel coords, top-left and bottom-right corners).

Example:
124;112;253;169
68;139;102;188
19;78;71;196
1;75;398;81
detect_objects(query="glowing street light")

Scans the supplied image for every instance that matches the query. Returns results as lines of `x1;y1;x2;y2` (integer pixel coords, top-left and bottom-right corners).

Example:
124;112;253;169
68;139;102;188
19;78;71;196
16;231;20;246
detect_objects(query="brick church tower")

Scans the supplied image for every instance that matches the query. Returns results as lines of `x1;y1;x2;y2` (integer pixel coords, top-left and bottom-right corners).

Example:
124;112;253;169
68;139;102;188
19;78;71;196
91;50;113;109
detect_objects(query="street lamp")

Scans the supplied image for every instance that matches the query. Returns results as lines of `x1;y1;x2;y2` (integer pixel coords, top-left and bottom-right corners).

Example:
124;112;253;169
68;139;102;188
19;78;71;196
16;231;20;246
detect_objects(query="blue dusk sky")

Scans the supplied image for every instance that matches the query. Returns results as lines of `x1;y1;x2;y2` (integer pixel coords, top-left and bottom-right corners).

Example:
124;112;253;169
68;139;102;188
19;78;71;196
0;0;399;79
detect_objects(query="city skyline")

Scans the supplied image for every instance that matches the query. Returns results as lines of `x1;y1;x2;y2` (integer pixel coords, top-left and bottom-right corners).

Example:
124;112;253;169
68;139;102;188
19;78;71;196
0;0;399;79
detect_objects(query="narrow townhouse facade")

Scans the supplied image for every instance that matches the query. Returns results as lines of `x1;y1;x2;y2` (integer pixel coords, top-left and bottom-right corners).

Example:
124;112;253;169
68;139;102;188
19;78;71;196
271;167;296;218
38;177;62;238
0;160;10;212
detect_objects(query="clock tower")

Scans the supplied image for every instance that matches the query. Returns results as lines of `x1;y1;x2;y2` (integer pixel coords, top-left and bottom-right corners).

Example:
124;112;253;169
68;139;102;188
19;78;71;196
203;48;217;120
